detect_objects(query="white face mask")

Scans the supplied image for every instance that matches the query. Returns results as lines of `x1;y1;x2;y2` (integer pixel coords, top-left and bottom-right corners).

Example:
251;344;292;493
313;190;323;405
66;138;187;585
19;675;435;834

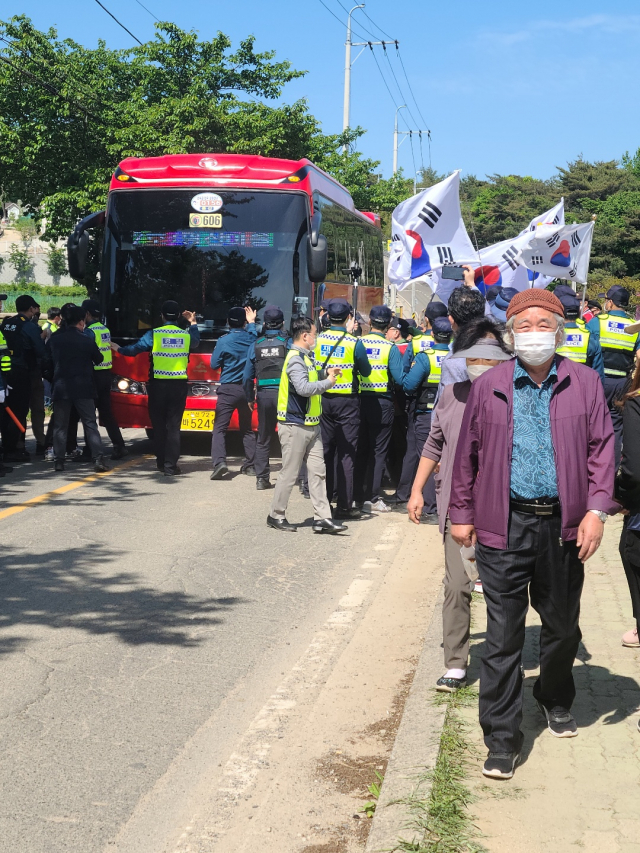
466;363;494;382
513;331;558;367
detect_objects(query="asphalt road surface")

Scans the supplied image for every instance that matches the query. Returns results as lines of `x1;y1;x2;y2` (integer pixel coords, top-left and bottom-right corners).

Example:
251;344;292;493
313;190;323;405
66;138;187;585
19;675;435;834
0;429;428;853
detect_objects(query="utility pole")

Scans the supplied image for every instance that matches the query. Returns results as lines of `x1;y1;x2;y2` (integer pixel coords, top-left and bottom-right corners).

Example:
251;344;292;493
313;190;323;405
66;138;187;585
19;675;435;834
342;7;398;154
393;105;406;173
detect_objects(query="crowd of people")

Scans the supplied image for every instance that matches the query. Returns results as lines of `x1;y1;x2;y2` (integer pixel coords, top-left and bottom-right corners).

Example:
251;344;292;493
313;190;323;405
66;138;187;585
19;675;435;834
2;270;640;782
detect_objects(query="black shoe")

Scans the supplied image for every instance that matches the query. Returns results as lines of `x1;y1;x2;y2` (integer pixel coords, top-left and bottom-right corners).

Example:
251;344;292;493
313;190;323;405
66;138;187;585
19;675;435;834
333;506;362;520
256;477;273;490
266;515;297;532
389;501;408;514
164;466;183;476
54;460;64;472
35;443;46;456
536;701;578;738
4;450;30;463
156;460;164;472
435;675;467;693
242;465;256;476
94;456;109;473
0;465;14;474
210;463;229;480
421;513;440;525
111;445;129;460
482;751;520;780
313;519;348;535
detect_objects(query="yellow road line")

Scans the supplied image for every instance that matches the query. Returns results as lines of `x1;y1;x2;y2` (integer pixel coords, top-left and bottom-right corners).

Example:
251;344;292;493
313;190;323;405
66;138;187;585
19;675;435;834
0;456;149;521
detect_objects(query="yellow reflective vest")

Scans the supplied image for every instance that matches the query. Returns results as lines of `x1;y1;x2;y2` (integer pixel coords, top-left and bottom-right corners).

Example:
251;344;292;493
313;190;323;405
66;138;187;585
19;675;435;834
88;321;113;371
556;327;590;364
416;349;446;411
359;334;394;394
277;349;321;426
314;329;358;394
151;324;190;379
597;312;638;377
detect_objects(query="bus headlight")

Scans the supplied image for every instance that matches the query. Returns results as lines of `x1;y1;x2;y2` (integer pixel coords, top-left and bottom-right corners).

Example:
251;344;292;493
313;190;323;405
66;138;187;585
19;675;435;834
111;375;147;395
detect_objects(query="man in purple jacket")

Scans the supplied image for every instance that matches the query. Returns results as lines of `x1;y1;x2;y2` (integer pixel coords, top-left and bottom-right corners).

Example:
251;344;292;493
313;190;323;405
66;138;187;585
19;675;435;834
450;288;616;780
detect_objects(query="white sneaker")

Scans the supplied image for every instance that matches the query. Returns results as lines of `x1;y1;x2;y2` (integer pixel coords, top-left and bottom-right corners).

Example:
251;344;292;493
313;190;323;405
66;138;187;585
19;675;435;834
65;448;83;460
44;447;54;462
371;499;392;513
474;580;484;594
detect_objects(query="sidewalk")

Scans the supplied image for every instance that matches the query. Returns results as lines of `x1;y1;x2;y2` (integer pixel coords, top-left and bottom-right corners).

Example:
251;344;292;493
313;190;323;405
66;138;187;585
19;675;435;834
462;516;640;853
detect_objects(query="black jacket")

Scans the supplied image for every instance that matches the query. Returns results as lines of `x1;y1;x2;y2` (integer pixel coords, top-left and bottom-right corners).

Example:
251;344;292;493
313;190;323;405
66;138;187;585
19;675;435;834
46;325;103;401
616;394;640;513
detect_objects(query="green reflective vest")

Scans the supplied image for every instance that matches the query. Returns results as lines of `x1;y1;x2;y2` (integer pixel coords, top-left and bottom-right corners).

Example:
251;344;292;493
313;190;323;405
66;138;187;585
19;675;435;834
151;324;190;379
314;329;358;394
359;334;394;394
277;349;321;426
88;321;113;371
597;313;638;377
411;333;434;356
556;327;590;364
0;330;11;373
416;349;445;411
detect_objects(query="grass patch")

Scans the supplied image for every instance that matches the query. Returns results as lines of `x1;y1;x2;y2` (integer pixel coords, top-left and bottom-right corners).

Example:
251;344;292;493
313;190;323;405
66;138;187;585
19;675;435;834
393;687;486;853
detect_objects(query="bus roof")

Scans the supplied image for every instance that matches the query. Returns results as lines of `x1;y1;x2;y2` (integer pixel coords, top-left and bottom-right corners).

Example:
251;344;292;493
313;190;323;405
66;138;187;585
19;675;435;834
110;153;379;226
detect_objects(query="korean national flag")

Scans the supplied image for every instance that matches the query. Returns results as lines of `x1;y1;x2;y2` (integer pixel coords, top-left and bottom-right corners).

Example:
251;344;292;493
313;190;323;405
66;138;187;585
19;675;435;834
516;221;595;285
388;171;477;291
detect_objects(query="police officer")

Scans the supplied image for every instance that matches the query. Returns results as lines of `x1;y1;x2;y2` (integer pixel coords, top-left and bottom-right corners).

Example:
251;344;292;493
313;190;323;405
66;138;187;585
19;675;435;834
42;307;62;340
210;306;257;480
112;300;199;475
0;323;13;475
353;305;404;512
82;299;128;460
587;285;640;466
314;298;371;520
243;306;289;490
393;316;453;522
555;292;605;379
0;294;46;461
401;300;448;372
386;317;411;353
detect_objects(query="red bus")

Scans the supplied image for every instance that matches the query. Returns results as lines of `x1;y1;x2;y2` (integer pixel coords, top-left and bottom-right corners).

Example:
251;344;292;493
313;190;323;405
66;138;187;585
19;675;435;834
67;153;384;432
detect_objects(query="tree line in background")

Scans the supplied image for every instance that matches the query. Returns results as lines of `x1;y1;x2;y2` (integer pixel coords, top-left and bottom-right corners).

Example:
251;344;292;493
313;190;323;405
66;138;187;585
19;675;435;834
1;15;639;299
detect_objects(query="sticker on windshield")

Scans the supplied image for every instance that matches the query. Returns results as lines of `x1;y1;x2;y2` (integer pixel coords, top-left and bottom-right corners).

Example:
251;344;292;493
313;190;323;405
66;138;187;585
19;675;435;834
189;213;222;228
191;192;223;213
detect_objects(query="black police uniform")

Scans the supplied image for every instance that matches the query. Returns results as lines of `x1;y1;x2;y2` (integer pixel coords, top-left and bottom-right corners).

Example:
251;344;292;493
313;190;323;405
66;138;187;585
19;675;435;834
252;331;288;482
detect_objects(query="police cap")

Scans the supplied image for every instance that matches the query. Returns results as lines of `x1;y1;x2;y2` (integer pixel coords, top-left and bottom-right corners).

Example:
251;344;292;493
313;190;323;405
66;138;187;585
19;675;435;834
263;305;284;327
607;285;630;308
228;306;247;327
424;300;448;323
558;292;580;318
82;298;101;316
369;304;393;326
161;300;180;319
327;298;351;321
432;315;453;340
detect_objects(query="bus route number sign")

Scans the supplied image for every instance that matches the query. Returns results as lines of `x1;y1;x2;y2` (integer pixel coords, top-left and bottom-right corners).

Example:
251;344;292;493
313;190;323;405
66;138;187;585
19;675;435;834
189;213;222;228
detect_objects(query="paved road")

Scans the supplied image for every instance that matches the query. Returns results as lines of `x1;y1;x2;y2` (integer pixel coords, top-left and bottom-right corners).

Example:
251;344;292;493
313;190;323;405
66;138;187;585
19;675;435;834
0;430;419;853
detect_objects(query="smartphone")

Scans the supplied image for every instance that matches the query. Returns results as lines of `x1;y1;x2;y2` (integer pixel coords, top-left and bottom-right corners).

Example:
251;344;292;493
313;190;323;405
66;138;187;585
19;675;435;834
441;265;466;281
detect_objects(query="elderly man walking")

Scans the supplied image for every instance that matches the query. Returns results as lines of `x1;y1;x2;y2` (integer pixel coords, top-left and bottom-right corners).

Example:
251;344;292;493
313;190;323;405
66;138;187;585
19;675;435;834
450;288;616;780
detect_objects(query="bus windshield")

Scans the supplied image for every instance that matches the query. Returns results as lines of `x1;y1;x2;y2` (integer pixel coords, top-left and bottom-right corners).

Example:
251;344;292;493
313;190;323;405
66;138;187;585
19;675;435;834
101;189;309;341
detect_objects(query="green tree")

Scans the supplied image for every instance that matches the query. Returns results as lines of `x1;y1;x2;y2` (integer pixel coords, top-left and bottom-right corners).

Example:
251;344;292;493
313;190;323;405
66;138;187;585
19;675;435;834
8;244;34;283
45;246;68;282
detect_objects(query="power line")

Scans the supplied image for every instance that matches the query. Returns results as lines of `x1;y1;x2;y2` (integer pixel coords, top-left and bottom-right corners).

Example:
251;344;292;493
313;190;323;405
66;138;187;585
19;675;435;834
367;42;401;111
396;48;430;131
317;0;369;41
332;0;380;39
361;7;395;40
133;0;159;20
94;0;143;45
382;44;420;130
408;130;417;178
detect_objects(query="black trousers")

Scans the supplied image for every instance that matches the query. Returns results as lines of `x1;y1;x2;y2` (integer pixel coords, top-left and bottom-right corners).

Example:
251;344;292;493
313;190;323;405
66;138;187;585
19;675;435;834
147;379;188;473
45;406;81;453
354;396;395;504
95;371;124;448
53;398;104;461
254;388;278;479
1;368;31;452
619;522;640;634
395;409;437;513
475;510;584;754
320;394;360;510
603;376;626;470
210;383;256;468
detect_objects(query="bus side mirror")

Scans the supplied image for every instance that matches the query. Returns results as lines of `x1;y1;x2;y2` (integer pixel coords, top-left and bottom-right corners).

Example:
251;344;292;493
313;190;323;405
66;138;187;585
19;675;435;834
307;234;328;282
67;210;106;282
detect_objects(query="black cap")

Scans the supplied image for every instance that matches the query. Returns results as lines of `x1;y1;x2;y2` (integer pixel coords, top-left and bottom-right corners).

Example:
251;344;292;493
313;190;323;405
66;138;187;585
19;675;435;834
327;298;351;321
607;285;630;308
263;306;284;327
228;306;247;327
82;298;101;315
587;299;602;310
554;283;577;300
161;300;180;319
432;316;453;340
369;304;393;325
424;300;448;323
485;285;500;304
558;292;581;317
395;317;411;339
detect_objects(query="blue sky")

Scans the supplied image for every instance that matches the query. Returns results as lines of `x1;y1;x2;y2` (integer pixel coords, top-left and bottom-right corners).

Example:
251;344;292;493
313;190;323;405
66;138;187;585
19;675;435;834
5;1;640;181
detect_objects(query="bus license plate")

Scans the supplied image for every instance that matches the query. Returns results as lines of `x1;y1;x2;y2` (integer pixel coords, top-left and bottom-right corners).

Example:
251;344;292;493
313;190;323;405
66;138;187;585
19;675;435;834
181;410;215;431
189;213;222;228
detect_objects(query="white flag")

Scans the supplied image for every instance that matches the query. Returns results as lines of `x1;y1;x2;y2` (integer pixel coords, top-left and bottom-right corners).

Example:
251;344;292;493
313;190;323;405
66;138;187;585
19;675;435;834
474;199;566;293
516;221;595;285
388;171;477;291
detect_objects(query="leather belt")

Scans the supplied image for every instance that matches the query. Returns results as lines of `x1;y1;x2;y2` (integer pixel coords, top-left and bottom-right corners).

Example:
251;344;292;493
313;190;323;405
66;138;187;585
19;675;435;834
510;499;560;517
